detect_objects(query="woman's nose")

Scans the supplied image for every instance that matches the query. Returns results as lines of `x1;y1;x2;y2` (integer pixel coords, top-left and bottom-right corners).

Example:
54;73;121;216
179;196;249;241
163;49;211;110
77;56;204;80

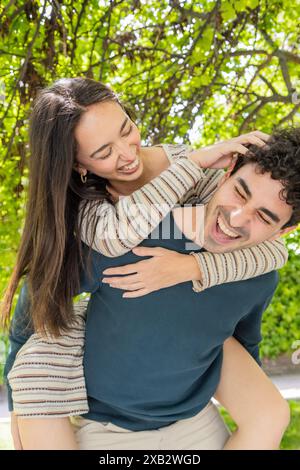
117;142;136;161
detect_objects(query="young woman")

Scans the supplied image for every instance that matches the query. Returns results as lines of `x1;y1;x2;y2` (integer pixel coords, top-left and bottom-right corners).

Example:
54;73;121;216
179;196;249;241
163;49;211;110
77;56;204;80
3;78;289;450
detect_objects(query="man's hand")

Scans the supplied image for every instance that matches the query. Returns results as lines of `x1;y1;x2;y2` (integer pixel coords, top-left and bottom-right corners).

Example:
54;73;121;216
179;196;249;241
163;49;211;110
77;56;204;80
188;130;270;170
11;412;23;450
102;246;202;298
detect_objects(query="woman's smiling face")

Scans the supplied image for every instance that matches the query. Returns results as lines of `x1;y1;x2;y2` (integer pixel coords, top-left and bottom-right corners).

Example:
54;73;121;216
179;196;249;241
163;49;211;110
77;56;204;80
74;100;144;181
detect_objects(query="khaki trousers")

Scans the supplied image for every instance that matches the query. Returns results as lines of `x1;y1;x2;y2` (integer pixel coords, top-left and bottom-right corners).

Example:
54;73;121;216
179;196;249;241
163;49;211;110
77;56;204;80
71;401;230;450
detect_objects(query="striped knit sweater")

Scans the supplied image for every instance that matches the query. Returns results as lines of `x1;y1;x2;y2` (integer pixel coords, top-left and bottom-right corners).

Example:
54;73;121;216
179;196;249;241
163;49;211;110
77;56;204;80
7;143;288;417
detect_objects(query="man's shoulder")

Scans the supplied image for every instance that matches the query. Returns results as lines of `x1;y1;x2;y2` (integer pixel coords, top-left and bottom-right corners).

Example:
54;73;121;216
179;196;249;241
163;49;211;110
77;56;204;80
216;269;279;309
240;269;279;300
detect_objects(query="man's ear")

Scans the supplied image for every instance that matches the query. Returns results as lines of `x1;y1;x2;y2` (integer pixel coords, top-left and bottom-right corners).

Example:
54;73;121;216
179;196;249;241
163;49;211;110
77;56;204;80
227;155;238;175
268;224;298;241
217;169;232;187
217;156;238;188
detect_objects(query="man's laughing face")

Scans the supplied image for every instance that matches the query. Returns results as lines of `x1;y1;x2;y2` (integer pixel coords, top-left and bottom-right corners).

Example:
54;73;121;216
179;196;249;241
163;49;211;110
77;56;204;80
203;163;294;253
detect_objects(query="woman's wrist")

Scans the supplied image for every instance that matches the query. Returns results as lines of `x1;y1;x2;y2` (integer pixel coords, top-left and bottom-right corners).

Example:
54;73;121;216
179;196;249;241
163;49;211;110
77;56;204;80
181;253;203;283
186;150;204;169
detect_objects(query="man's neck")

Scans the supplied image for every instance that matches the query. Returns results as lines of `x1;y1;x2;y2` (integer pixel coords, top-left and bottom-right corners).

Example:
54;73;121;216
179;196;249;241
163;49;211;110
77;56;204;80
172;205;206;247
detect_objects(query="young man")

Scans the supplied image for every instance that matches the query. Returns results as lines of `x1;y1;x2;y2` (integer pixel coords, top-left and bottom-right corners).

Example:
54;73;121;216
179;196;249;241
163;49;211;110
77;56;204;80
5;128;299;449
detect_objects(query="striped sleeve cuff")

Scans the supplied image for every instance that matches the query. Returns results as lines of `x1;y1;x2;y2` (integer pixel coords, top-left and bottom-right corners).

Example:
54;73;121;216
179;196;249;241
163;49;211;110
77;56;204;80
189;238;288;293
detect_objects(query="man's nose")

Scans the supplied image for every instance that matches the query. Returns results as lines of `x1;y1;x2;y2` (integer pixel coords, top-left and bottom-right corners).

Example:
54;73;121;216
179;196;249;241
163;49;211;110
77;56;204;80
229;207;250;227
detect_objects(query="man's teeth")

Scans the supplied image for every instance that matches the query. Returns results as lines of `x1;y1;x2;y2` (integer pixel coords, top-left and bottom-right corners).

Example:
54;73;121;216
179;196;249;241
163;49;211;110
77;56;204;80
120;157;139;171
217;215;239;239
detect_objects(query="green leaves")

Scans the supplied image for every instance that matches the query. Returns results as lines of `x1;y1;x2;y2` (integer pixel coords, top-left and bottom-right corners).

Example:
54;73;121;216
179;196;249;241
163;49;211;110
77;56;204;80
220;1;237;22
261;247;300;358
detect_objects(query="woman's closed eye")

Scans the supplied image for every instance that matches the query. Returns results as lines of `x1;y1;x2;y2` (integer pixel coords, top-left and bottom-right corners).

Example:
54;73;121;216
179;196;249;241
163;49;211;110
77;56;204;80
122;124;133;137
99;148;112;160
98;125;133;159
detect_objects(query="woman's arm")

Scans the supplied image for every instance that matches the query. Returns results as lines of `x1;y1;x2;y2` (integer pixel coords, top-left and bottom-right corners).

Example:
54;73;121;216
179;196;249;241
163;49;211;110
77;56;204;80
80;132;269;258
190;238;288;292
80;154;205;257
100;238;288;298
215;337;290;450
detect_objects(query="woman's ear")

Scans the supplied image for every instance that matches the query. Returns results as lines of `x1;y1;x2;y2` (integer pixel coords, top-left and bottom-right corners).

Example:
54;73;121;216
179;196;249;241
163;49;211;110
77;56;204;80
73;162;87;176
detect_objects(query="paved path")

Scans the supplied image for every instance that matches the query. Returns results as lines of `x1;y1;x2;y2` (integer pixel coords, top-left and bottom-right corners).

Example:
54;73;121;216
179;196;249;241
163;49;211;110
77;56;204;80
271;373;300;400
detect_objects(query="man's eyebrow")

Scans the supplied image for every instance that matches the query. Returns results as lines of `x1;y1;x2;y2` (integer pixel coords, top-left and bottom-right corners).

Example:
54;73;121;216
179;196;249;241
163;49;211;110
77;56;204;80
89;117;129;159
237;177;252;198
258;208;280;223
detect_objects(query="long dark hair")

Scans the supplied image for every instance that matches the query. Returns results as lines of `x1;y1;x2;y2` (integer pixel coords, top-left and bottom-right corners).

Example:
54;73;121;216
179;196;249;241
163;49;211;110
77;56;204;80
2;78;133;335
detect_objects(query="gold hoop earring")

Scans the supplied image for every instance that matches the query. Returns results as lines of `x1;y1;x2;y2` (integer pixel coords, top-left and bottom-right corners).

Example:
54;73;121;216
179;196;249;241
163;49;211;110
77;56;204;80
81;173;87;184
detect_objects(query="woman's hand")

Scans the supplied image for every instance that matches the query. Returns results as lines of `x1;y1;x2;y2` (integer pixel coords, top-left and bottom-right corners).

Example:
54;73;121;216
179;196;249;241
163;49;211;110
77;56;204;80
188;130;270;170
102;247;202;298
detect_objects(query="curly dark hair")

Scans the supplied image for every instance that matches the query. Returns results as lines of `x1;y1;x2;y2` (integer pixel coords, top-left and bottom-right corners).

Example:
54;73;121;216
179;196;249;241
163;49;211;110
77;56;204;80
231;127;300;228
